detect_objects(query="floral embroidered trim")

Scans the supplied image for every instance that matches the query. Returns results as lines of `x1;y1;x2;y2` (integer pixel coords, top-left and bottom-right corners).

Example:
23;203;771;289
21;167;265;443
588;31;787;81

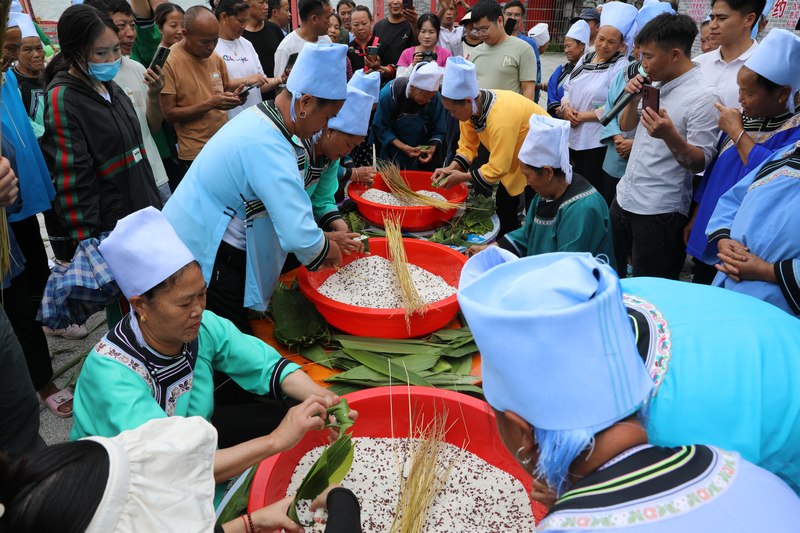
747;168;800;193
623;294;672;395
538;448;739;530
533;190;596;226
164;377;194;416
95;339;155;393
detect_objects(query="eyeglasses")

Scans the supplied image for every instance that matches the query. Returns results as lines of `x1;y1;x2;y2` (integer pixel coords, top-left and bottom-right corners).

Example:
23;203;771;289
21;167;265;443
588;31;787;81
472;23;494;35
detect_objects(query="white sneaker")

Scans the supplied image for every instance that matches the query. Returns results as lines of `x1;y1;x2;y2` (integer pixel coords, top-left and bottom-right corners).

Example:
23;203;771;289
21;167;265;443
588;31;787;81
43;323;90;340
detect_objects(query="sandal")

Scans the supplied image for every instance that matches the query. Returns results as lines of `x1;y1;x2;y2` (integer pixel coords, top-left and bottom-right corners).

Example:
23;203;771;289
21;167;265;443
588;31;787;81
41;388;74;418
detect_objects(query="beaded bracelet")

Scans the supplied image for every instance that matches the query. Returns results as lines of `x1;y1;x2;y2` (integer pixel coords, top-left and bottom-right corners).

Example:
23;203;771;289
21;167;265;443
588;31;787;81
246;511;255;533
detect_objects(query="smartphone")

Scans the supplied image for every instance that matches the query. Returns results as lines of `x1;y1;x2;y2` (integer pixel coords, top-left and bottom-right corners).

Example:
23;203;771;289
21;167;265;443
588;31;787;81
285;52;298;76
402;0;413;9
641;84;660;114
367;45;379;55
148;46;170;71
239;83;259;98
504;17;517;36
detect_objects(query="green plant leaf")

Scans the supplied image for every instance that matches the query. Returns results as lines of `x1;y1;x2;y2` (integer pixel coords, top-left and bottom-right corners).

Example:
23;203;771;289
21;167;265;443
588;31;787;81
325;398;354;437
337;337;443;356
441;342;479;358
326;383;364;395
300;344;335;369
431;359;452;373
444;354;473;376
343;349;432;387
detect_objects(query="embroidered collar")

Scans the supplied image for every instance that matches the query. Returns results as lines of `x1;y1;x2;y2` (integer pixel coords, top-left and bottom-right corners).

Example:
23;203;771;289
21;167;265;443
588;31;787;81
301;135;332;188
719;112;800;156
540;445;740;530
101;313;198;414
623;293;672;395
569;51;624;81
471;89;495;133
533;174;595;225
257;100;294;143
557;62;576;87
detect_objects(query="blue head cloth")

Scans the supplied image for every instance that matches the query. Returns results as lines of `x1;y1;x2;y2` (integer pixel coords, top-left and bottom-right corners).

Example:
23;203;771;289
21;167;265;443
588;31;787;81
600;1;639;54
745;29;800;111
10;0;22;12
458;249;653;432
636;2;675;33
285;42;348;123
348;69;380;103
327;86;373;137
458;250;654;493
441;56;479;101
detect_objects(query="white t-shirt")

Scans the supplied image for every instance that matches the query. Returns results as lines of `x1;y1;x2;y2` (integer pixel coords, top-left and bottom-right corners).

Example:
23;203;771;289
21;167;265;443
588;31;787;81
215;37;264;119
273;31;332;78
693;40;758;108
114;57;169;188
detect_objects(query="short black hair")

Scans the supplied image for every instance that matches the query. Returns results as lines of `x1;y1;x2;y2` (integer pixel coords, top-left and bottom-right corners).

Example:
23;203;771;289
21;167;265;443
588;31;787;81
336;0;355;11
635;13;698;56
352;4;372;21
711;0;766;29
299;0;328;22
83;0;133;17
215;0;250;18
503;0;526;15
267;0;284;19
470;0;503;23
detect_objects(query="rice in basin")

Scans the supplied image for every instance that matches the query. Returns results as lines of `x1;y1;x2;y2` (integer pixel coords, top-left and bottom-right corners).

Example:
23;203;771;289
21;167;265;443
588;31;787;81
287;437;536;531
317;256;456;308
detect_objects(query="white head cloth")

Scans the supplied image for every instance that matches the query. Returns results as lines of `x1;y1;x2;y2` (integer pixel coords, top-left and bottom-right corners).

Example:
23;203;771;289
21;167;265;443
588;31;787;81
13;12;38;39
82;417;218;533
407;60;444;97
99;206;195;300
458;250;653;433
528;23;550;47
565;19;590;45
744;29;800;112
600;1;639;53
285;42;348;122
518;114;573;184
441;56;479;101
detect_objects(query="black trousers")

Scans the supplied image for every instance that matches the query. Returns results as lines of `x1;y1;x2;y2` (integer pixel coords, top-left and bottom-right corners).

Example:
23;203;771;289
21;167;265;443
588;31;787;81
470;145;528;238
0;306;46;456
610;200;688;280
570;147;607;198
171;159;193;192
43;205;78;262
10;214;51;302
2;273;53;391
691;258;719;285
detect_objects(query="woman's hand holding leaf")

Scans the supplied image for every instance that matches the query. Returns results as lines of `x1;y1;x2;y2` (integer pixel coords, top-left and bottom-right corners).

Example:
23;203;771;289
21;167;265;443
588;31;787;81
272;395;328;453
250;496;305;533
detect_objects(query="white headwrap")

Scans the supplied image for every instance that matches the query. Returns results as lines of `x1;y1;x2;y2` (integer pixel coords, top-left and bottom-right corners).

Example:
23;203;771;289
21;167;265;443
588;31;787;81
518;114;573;184
82;417;218;533
744;29;800;112
528;23;550;47
407;60;443;97
565;19;590;45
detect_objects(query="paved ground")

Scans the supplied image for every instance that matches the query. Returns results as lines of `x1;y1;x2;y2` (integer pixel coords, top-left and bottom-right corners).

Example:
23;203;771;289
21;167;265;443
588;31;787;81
36;52;687;445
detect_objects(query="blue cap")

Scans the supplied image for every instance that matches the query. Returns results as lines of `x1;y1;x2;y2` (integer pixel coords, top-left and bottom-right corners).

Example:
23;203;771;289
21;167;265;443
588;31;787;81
327;86;373;137
441;56;479;101
600;1;639;52
458;249;653;433
286;42;348;121
636;2;675;32
348;70;380;103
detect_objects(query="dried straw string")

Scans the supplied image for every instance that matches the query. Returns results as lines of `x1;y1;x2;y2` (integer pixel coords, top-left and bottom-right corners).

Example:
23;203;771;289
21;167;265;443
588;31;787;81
377;160;461;211
383;213;425;326
0;0;12;280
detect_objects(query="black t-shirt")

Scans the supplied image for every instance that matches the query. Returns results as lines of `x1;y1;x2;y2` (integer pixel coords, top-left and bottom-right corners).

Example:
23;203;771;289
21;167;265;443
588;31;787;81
243;21;285;100
372;18;416;67
13;68;43;118
347;34;392;75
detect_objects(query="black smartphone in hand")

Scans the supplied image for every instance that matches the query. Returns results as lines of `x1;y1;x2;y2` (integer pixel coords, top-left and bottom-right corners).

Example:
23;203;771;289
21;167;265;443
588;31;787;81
504;17;517;35
367;45;379;55
149;46;170;71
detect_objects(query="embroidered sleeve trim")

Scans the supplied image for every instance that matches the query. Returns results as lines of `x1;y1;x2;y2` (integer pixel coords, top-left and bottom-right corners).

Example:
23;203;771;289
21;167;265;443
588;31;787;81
622;294;672;395
775;259;800;315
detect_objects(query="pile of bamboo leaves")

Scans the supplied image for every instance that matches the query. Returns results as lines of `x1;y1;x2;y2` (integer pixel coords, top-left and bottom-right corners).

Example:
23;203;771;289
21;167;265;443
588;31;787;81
428;194;496;247
300;327;482;397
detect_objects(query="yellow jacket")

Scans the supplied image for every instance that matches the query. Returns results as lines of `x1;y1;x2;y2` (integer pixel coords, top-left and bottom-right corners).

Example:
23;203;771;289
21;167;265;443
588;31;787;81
454;90;548;196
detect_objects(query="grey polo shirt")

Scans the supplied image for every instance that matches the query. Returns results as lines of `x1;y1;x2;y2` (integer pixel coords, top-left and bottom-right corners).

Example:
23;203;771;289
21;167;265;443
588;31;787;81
616;67;721;217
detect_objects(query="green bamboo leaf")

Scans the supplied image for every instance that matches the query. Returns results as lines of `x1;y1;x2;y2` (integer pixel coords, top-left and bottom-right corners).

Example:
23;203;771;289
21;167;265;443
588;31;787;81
444;354;473;376
328;364;389;381
216;467;257;525
324;376;394;387
326;383;364;395
300;344;335;369
338;337;443;356
343;349;432;387
421;373;481;385
332;334;432;346
442;341;480;358
439;384;484;395
431;359;452;373
325;398;354;437
430;328;472;342
392;353;440;373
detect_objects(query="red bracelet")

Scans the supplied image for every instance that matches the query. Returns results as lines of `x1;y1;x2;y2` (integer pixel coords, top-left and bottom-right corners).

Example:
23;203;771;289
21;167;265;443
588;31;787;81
246;511;255;533
241;514;249;533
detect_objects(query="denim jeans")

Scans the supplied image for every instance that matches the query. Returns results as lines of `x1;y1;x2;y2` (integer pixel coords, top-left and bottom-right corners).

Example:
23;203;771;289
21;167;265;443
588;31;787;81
610;200;688;280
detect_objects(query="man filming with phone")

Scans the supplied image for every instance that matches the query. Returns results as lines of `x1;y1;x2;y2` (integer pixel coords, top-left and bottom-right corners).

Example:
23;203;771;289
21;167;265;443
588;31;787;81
612;13;720;281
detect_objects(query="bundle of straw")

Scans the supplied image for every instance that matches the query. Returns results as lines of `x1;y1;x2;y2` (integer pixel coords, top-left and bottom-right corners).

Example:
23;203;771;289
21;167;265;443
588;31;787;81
383;214;425;323
0;0;14;278
390;410;462;533
377;161;461;211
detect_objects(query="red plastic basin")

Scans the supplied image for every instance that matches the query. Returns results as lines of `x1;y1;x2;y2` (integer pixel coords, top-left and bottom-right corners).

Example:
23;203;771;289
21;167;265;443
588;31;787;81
297;238;467;339
248;386;546;523
348;170;468;231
